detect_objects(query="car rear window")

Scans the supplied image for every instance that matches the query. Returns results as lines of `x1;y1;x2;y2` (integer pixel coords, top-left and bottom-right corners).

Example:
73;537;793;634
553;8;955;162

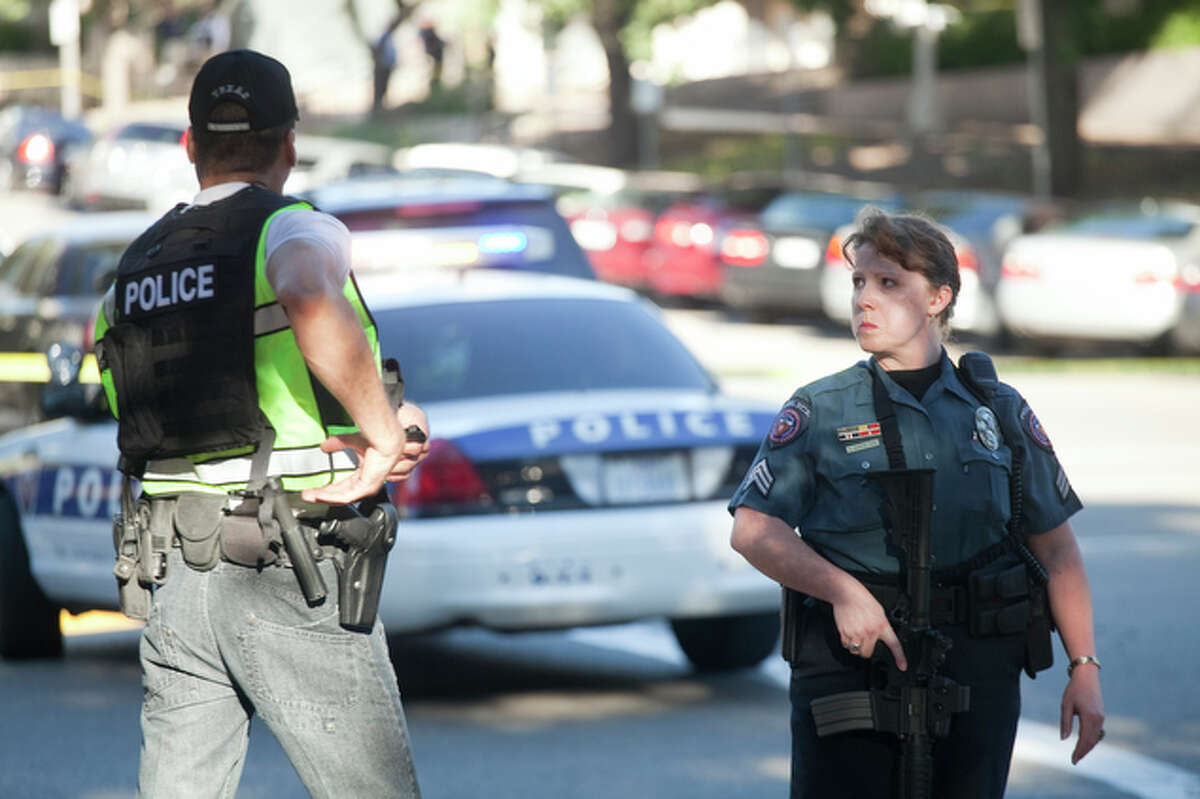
54;241;129;296
374;298;714;402
1055;209;1195;239
336;200;593;279
761;193;893;230
116;124;185;144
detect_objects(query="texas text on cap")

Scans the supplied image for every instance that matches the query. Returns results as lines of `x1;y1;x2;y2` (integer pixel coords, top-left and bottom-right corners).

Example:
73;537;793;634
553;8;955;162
189;49;299;133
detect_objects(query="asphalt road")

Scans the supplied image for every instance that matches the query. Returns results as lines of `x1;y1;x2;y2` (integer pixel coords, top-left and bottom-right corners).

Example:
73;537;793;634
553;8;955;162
1;189;1198;798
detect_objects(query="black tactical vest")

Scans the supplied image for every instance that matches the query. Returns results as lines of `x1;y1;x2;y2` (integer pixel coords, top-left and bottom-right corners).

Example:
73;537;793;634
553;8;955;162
99;186;301;466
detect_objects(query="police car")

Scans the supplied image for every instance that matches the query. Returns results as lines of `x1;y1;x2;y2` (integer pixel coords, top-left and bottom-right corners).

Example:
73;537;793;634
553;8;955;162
0;271;783;669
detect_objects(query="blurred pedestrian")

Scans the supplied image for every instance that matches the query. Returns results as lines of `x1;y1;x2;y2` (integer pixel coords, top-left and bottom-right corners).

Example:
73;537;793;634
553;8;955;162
729;207;1105;797
419;21;445;90
373;29;398;114
92;49;429;798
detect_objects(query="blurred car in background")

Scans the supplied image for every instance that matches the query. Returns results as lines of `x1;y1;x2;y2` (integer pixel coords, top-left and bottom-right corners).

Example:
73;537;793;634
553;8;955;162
997;198;1200;353
521;163;702;289
394;142;570;179
68;127;396;214
2;271;782;670
0;212;156;431
305;173;594;280
0;105;92;195
720;188;902;320
644;175;787;302
64;119;191;211
818;190;1049;338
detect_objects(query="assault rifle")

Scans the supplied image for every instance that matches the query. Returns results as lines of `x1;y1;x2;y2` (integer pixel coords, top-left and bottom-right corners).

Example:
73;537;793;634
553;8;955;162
810;468;970;799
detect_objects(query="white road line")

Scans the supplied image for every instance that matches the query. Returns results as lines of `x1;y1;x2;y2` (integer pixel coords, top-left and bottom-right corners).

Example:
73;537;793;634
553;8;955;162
569;623;1200;799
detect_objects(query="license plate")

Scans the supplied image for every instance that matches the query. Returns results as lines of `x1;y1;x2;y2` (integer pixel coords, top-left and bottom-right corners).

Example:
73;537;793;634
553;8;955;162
603;453;690;503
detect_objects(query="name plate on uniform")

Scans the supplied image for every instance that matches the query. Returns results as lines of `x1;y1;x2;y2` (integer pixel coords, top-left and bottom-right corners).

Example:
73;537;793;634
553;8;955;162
603;453;690;503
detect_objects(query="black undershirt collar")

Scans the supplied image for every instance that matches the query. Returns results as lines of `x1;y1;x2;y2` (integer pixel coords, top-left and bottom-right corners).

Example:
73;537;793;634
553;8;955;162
885;360;943;401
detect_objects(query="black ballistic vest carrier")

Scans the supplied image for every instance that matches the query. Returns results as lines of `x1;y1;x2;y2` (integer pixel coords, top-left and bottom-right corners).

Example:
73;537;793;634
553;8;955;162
102;186;300;466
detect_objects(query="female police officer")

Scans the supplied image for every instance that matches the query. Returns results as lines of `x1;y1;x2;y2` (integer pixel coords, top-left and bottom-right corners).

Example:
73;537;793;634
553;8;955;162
728;209;1105;797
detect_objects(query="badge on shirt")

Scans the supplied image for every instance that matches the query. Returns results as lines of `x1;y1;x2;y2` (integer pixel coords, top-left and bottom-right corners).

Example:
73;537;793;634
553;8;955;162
974;406;1001;451
768;398;810;448
1020;403;1054;452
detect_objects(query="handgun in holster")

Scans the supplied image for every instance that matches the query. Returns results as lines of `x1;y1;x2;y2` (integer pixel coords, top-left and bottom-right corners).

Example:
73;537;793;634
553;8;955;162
111;469;170;620
320;495;399;631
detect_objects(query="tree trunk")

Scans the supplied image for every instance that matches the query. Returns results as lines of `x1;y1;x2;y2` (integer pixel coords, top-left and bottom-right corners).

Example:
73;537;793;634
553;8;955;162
592;0;638;167
1039;0;1081;197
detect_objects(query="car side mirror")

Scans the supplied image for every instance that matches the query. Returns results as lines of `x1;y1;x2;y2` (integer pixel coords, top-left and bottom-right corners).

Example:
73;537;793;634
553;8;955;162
39;342;109;421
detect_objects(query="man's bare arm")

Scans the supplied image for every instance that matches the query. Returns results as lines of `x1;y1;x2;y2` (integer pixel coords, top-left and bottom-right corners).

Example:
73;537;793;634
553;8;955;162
267;238;402;502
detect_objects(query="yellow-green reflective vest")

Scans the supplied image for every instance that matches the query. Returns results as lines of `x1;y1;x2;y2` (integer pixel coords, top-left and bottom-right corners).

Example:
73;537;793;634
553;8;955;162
95;189;379;496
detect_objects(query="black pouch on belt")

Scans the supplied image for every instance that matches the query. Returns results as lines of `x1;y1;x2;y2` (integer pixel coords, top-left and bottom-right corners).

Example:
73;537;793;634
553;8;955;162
218;511;280;569
173;494;225;570
968;560;1031;637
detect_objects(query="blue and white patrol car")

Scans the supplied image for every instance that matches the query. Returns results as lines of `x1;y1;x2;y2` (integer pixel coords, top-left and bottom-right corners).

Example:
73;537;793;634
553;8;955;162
0;272;782;669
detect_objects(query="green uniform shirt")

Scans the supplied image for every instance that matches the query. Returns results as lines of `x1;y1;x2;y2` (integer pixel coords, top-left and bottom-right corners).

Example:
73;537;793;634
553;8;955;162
728;351;1082;575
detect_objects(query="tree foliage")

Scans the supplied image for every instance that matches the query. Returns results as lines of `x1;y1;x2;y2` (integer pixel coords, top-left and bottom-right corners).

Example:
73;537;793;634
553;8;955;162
526;0;721;165
786;0;1200;77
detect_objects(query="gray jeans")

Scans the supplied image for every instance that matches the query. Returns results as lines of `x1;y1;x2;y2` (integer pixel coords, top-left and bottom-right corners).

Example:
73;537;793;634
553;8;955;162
137;549;421;798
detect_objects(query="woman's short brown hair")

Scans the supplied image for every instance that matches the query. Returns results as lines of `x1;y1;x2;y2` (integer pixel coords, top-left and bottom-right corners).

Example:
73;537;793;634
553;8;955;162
842;207;961;331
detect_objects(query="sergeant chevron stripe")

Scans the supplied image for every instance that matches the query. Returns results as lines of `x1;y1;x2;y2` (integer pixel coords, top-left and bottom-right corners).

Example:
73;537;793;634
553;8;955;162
749;459;774;496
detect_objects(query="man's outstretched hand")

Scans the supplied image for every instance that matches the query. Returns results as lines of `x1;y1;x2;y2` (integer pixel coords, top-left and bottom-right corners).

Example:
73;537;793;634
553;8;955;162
301;402;431;505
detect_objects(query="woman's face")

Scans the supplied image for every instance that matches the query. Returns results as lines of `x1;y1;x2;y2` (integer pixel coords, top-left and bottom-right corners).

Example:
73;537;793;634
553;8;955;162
850;243;951;370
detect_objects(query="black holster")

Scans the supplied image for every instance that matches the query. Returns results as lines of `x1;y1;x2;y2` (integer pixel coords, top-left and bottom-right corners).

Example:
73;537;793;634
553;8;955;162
319;501;399;631
780;586;811;664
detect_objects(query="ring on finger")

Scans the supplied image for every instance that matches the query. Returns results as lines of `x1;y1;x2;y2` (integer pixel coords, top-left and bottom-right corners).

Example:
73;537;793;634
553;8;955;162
847;641;861;653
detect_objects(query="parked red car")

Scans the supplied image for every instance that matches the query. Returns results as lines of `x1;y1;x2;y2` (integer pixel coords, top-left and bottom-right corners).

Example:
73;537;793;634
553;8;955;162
644;178;785;302
524;165;702;290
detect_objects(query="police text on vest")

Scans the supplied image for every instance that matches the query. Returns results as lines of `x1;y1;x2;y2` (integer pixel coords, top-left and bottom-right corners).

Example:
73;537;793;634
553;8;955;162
124;264;215;315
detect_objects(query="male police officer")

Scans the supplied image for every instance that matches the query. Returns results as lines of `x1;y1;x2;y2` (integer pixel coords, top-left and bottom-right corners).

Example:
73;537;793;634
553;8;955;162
93;50;429;798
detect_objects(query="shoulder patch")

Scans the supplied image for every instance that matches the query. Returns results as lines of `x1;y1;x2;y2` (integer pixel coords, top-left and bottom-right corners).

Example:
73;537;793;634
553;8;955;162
1020;402;1054;452
769;398;811;447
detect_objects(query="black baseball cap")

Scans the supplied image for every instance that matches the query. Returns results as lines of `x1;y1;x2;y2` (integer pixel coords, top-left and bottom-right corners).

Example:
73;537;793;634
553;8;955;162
189;49;299;133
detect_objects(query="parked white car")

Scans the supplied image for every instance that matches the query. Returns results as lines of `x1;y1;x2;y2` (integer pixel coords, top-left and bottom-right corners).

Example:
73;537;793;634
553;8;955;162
996;199;1200;352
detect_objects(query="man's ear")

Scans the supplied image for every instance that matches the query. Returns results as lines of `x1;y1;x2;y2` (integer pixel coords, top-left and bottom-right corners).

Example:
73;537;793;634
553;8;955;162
185;127;196;164
284;129;297;169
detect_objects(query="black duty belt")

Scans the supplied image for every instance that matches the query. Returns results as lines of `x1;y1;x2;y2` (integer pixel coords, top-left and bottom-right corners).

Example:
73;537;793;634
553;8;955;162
854;575;969;628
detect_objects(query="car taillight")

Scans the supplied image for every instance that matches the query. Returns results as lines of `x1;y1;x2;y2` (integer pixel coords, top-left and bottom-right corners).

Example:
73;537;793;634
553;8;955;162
825;233;848;268
654;217;675;245
956;244;979;273
689;222;714;248
1001;254;1040;279
720;228;768;266
392;439;492;516
1176;263;1200;293
82;316;96;352
179;129;189;148
17;133;54;164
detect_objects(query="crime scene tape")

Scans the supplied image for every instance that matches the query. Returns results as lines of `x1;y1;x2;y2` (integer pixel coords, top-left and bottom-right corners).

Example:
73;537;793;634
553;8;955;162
0;353;101;384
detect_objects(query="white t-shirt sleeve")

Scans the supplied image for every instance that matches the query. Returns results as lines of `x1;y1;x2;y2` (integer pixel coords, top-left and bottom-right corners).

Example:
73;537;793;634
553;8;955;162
264;208;352;285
